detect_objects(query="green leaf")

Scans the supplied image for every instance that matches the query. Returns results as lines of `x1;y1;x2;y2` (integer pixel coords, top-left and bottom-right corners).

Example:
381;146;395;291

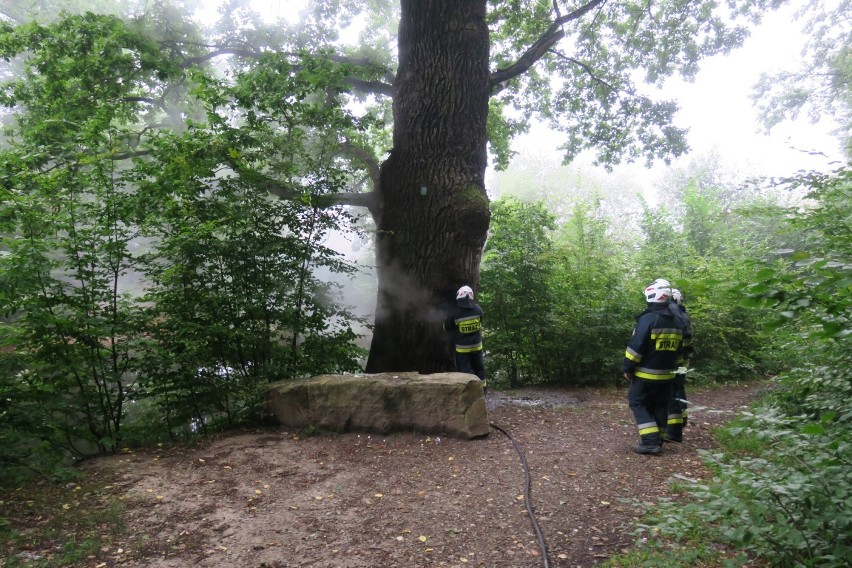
801;423;824;436
756;268;776;280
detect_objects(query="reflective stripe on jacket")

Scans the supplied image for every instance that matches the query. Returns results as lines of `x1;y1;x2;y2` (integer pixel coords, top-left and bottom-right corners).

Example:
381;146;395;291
444;298;484;353
623;303;684;380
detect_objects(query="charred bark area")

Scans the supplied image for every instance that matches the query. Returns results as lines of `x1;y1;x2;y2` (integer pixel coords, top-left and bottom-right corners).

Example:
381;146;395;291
366;0;491;373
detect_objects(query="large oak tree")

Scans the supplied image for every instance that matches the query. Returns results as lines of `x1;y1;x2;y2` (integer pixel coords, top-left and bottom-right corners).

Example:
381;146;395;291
1;0;785;374
348;0;783;372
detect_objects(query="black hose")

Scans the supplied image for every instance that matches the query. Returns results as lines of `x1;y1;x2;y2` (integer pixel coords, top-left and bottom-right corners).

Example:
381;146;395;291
490;422;551;568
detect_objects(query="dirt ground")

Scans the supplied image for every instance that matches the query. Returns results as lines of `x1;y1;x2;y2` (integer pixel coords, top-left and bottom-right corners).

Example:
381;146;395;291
70;382;764;568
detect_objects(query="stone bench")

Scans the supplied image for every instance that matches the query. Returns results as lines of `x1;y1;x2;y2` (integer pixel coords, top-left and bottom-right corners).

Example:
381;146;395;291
263;372;489;439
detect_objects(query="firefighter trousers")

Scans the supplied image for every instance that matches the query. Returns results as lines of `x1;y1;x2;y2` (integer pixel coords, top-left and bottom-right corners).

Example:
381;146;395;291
455;350;486;383
627;377;674;446
665;373;687;440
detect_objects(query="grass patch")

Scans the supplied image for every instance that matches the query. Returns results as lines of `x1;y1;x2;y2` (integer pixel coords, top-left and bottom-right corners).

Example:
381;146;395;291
601;494;758;568
711;416;765;457
602;541;750;568
601;542;747;568
0;474;126;567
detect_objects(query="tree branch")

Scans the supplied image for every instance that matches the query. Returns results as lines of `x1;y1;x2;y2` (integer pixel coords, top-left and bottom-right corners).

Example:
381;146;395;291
177;45;394;97
344;77;394;97
119;96;158;104
182;47;259;66
119;96;169;114
339;141;382;189
551;50;616;92
224;155;380;214
108;150;152;160
489;0;609;93
314;191;379;210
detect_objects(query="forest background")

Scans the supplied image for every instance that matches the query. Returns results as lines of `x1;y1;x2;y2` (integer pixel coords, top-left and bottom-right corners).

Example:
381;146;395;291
0;0;849;566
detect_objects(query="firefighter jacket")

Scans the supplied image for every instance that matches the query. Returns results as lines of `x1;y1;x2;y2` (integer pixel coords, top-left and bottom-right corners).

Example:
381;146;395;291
623;302;685;380
444;298;484;353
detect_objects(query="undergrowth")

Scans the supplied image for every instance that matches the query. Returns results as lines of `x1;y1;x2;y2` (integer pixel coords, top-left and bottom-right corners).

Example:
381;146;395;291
0;475;126;567
606;377;851;568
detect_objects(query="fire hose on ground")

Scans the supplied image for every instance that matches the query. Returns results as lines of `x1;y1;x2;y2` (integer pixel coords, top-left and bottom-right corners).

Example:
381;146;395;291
490;421;551;568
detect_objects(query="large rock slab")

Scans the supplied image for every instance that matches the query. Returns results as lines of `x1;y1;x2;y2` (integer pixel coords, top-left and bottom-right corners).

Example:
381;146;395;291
263;372;489;439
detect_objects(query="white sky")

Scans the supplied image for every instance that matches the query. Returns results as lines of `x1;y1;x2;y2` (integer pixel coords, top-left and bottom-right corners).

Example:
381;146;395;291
525;1;844;179
661;2;844;176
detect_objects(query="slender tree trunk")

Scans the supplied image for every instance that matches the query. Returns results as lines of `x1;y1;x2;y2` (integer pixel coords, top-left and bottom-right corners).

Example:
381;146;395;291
366;0;491;373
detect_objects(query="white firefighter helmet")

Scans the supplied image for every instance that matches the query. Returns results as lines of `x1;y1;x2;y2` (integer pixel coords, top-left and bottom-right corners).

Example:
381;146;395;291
644;279;671;303
456;285;474;300
672;288;683;305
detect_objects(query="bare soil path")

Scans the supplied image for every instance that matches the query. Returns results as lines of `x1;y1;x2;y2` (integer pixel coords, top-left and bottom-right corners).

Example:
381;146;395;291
71;382;764;567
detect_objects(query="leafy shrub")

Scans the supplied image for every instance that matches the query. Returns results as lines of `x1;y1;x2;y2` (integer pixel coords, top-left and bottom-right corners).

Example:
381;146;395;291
481;198;636;387
0;15;365;481
671;406;851;567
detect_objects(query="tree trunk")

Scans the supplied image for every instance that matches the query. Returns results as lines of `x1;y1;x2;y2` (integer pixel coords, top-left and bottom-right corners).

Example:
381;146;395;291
365;0;491;373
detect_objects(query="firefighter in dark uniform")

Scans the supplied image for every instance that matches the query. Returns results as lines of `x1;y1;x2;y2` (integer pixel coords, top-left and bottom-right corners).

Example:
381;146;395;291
664;288;693;442
444;285;487;392
623;278;686;455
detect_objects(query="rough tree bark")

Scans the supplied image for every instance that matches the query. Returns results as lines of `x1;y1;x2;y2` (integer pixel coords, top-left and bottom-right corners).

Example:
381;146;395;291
365;0;491;373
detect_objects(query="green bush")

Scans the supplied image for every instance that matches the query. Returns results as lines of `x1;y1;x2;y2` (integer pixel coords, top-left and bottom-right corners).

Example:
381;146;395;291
0;15;365;481
679;407;851;567
481;197;636;387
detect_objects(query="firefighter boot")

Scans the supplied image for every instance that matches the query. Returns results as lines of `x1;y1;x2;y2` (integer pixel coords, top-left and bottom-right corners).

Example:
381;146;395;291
663;429;683;443
663;431;683;443
633;431;663;455
633;443;662;455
